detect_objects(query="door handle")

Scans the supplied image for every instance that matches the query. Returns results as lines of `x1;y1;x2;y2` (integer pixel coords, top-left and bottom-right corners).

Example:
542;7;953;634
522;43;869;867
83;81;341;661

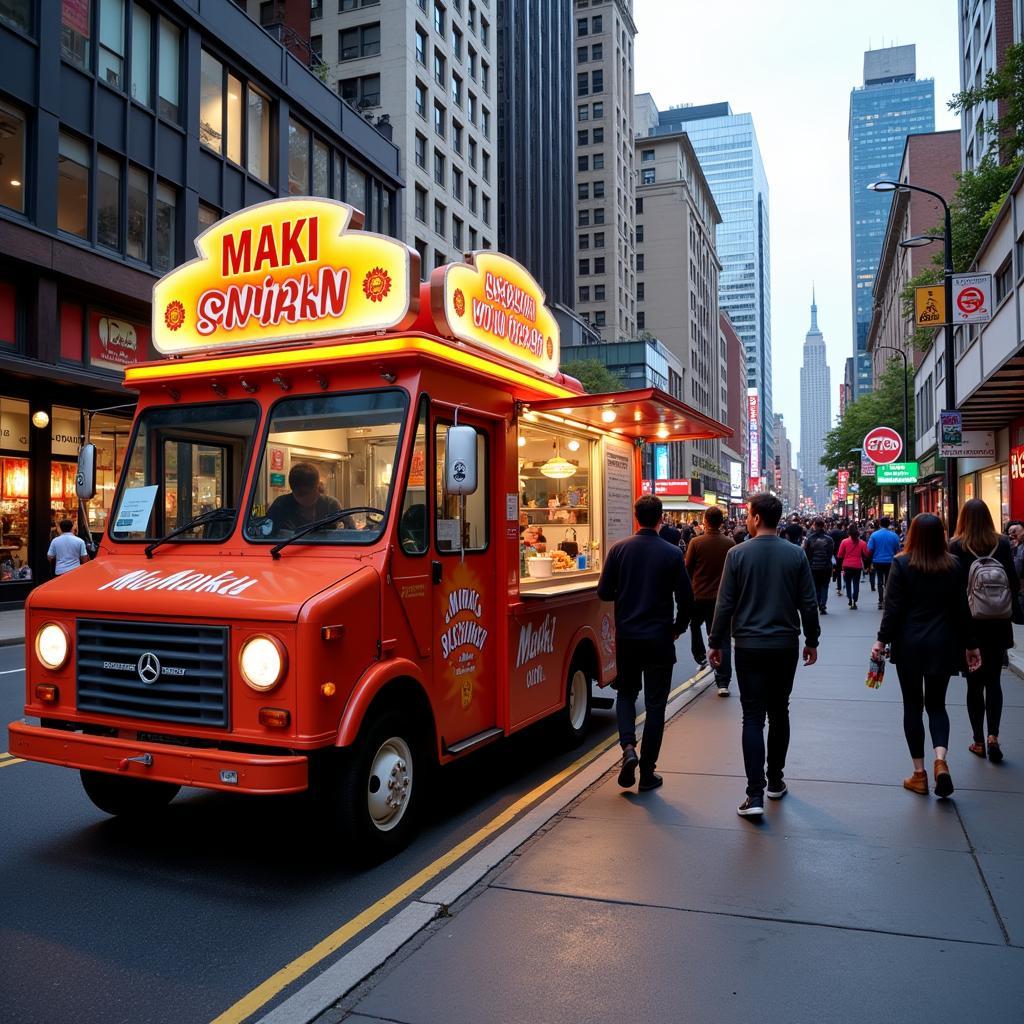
431;560;442;584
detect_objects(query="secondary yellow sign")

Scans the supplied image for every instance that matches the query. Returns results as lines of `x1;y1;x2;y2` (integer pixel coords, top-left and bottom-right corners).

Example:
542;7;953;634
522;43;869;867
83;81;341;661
152;198;419;355
914;284;946;328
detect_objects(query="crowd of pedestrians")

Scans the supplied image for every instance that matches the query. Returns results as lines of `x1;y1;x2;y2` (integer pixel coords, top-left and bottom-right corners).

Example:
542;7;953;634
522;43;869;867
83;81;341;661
599;494;1023;817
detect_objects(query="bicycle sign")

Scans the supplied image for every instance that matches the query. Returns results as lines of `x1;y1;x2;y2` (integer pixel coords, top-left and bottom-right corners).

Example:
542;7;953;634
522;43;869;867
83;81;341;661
952;273;993;324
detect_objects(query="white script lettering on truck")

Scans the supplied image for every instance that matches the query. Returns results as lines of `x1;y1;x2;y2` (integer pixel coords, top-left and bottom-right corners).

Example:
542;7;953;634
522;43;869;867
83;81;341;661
98;568;259;595
516;614;557;689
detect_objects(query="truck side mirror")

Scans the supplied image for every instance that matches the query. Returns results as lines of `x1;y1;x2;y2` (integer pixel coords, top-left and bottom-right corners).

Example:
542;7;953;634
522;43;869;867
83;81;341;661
445;425;477;496
76;443;97;500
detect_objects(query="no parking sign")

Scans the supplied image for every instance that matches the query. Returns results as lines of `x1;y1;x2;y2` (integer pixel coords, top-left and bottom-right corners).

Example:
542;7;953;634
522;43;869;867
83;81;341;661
952;274;993;324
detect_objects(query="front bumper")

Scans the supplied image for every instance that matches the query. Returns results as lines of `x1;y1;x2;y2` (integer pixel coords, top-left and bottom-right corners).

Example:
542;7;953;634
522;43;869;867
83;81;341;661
7;721;308;794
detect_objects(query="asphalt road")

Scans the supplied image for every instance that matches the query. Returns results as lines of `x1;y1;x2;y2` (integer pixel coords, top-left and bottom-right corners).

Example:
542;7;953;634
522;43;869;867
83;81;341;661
0;640;637;1024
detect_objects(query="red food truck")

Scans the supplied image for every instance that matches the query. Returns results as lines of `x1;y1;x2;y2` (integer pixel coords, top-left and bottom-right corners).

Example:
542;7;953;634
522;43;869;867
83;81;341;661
9;199;729;857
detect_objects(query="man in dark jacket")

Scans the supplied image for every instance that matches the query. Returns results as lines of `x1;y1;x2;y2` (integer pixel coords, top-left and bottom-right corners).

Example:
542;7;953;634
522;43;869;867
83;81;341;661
599;494;693;792
803;517;835;614
828;520;847;595
659;515;682;547
685;505;735;694
709;492;820;818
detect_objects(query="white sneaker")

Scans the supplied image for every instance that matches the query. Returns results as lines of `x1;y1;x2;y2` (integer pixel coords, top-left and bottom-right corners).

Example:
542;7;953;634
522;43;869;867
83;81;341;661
717;686;729;697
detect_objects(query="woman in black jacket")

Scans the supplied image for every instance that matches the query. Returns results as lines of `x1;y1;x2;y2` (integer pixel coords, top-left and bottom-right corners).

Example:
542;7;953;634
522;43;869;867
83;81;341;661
950;498;1021;763
872;514;980;798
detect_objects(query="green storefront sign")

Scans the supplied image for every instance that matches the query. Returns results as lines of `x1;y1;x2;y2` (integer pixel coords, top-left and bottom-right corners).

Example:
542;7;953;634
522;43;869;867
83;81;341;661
877;462;920;484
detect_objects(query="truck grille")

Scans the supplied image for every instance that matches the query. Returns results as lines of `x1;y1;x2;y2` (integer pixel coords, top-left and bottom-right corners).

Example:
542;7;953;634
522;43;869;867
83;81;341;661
76;619;229;728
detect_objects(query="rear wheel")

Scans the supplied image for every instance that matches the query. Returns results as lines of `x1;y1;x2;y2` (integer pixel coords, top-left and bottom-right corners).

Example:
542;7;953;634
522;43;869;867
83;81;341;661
560;658;592;746
80;770;180;818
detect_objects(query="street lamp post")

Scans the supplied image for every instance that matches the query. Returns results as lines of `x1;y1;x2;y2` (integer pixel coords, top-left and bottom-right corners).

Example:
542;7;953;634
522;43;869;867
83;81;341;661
874;344;912;522
868;179;957;530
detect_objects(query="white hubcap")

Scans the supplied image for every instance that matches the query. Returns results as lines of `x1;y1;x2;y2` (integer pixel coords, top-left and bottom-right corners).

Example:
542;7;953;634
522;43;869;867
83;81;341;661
568;669;588;730
367;736;413;832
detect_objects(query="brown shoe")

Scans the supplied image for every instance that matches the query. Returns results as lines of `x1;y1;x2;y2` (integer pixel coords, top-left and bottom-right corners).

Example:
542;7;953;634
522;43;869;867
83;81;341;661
903;770;928;795
933;759;954;798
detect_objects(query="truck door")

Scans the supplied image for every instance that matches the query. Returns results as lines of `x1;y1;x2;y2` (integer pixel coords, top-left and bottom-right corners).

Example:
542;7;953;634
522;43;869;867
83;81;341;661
431;414;497;748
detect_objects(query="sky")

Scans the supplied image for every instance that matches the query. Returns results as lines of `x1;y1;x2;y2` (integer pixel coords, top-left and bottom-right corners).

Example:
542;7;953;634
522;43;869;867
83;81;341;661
633;0;961;462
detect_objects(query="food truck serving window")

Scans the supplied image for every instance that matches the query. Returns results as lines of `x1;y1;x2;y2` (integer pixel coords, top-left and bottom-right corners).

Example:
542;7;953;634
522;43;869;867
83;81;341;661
110;402;259;541
245;389;408;545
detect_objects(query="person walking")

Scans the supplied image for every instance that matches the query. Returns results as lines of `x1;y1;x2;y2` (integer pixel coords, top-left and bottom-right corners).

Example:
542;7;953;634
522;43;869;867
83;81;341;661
803;517;835;614
828;520;847;595
780;513;805;545
47;519;88;577
685;505;735;695
708;492;820;818
867;516;901;609
1007;520;1024;580
658;514;682;548
950;499;1020;764
599;494;693;793
837;524;869;609
872;514;981;798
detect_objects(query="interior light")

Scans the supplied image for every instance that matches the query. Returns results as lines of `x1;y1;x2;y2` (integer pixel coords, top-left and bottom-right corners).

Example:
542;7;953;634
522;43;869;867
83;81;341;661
657;426;669;439
539;438;576;480
518;435;526;447
10;179;21;187
566;439;581;452
31;410;50;429
601;409;616;423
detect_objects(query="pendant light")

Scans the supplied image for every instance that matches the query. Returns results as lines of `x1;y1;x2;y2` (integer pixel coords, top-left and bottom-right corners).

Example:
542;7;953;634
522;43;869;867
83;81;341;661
540;438;576;480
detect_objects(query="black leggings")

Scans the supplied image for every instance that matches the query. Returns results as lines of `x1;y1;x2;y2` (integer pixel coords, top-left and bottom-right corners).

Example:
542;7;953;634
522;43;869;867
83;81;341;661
896;666;951;759
966;650;1004;742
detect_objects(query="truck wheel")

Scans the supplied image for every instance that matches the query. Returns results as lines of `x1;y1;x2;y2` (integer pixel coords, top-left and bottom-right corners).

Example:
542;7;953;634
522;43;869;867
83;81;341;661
560;658;592;747
335;712;427;862
80;770;180;817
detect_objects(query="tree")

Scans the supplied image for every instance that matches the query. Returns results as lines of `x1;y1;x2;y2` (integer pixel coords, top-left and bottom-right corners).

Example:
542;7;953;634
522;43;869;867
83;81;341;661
949;41;1024;161
560;359;624;394
821;360;914;509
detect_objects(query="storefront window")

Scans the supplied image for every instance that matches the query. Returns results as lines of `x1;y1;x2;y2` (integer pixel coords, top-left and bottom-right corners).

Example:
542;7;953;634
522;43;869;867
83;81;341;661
198;202;218;230
84;412;132;534
247;86;271;183
61;0;91;69
58;133;90;238
346;163;367;212
0;101;26;214
288;118;310;194
313;137;330;197
0;397;30;583
126;165;148;260
199;50;223;152
97;152;121;249
980;464;1009;531
226;73;242;165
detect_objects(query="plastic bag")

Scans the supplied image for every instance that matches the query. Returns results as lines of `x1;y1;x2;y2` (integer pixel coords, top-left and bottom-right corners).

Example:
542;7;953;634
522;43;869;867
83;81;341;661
866;650;887;689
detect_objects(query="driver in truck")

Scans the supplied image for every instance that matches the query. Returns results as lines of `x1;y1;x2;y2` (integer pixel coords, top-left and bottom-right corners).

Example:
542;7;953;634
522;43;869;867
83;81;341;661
266;463;341;534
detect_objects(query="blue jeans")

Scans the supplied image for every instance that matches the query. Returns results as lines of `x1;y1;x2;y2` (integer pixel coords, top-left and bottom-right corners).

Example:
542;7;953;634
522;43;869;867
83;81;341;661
844;567;861;603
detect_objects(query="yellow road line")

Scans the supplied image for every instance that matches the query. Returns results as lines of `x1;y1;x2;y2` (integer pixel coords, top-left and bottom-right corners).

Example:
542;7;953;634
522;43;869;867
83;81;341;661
0;756;25;768
211;670;705;1024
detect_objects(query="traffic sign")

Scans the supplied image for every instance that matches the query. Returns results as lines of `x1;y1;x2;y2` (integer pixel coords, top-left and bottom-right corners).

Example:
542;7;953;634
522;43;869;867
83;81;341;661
877;462;919;484
863;426;903;465
914;285;946;327
952;273;993;324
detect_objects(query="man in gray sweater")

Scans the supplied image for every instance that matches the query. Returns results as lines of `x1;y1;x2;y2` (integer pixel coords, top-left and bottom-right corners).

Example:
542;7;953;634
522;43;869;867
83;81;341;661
708;492;820;818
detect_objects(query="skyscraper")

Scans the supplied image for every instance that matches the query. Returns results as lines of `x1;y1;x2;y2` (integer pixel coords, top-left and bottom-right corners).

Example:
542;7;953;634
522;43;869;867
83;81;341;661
496;0;574;305
644;101;772;480
800;292;832;510
849;44;934;399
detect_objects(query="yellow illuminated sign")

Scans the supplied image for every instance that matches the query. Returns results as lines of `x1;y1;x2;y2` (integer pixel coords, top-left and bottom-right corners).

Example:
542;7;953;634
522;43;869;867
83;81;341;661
914;285;946;328
152;198;419;355
430;251;560;377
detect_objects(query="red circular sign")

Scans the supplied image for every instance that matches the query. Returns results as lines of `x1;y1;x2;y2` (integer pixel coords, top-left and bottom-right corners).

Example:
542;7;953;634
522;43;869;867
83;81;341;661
957;287;985;315
863;426;903;464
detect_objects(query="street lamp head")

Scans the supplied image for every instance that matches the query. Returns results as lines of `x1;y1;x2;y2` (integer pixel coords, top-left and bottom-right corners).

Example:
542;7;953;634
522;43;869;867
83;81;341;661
867;180;900;193
899;234;938;249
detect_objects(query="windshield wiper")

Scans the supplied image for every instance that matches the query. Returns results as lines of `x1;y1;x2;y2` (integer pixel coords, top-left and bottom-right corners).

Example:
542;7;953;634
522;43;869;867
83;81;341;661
270;506;384;560
144;508;237;559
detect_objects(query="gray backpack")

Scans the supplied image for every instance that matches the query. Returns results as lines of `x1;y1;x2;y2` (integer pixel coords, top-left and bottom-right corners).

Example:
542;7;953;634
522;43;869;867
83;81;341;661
966;545;1013;620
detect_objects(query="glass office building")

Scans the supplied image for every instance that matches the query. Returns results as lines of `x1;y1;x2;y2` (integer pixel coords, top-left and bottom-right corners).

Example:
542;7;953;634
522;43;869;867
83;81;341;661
849;45;934;400
650;103;772;478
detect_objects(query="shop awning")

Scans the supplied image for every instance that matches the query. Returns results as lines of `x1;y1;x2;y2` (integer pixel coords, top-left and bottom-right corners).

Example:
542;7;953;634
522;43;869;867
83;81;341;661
959;350;1024;431
524;387;732;444
662;498;709;511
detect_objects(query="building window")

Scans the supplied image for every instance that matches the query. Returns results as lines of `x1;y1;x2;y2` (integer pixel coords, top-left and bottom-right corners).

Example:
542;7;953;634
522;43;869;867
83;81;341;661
310;34;323;60
339;21;380;60
593;180;604;198
340;72;381;108
452;25;462;59
469;226;477;248
226;73;242;164
635;197;643;214
247;85;271;182
311;0;322;18
482;151;490;181
452;166;462;199
96;152;120;250
58;133;90;237
592;153;604;170
347;159;367;213
577;209;590;227
415;80;427;118
199;50;223;152
414;132;427;168
433;99;446;137
594;310;605;327
481;108;490;138
636;223;643;242
577;72;588;96
995;257;1012;303
578;155;588;172
577;104;588;121
61;0;91;68
579;259;590;275
641;168;655;184
591;42;602;59
594;284;605;301
636;254;644;271
577;17;587;35
287;117;310;194
637;282;645;301
157;18;180;122
641;148;655;162
0;102;26;214
452;215;463;248
591;69;603;93
592;101;603;117
415;185;427;222
126;165;148;260
468;92;477;124
433;148;445;186
468;45;477;78
594;256;605;274
452;120;463;152
433;0;444;34
577;129;589;146
154;181;176;273
434;200;445;237
578;182;589;200
578;286;590;302
130;4;151;105
637;312;645;329
468;181;477;212
0;0;31;32
593;126;603;142
593;231;604;248
577;45;587;63
479;15;488;45
416;26;427;64
591;14;601;31
593;207;604;224
312;137;330;196
451;72;462;105
434;50;446;86
482;194;490;225
578;234;589;250
415;237;428;278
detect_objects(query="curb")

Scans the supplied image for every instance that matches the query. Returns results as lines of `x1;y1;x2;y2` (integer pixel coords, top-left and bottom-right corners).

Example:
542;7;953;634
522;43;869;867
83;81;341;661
253;666;714;1024
0;637;24;648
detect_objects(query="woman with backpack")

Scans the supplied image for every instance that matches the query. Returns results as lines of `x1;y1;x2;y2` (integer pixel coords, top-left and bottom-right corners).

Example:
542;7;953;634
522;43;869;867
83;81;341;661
950;499;1021;764
837;524;869;609
872;514;981;798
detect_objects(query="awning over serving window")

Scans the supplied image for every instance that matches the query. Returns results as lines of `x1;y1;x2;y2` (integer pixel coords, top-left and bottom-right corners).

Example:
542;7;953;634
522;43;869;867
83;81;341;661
524;387;731;444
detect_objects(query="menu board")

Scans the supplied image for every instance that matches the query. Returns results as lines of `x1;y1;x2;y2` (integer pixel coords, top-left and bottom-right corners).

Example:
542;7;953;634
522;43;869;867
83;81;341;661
603;441;633;547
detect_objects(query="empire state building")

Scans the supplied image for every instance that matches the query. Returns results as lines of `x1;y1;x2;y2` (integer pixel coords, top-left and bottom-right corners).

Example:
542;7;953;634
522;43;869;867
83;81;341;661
800;292;832;509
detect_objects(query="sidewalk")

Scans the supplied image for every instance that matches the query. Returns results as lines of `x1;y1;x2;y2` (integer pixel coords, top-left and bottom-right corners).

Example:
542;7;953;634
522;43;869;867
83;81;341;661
339;597;1024;1023
0;607;24;647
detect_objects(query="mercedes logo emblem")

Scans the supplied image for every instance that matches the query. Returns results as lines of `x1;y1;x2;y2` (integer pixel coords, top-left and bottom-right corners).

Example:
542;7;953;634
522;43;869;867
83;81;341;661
137;652;161;685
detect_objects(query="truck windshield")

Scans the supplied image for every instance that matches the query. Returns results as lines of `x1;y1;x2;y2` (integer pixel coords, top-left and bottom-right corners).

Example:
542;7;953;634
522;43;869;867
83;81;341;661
109;402;260;541
244;389;408;546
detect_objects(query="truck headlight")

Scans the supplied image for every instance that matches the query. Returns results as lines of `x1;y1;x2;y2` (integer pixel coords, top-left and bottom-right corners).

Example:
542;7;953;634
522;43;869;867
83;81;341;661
239;635;286;692
35;622;70;670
